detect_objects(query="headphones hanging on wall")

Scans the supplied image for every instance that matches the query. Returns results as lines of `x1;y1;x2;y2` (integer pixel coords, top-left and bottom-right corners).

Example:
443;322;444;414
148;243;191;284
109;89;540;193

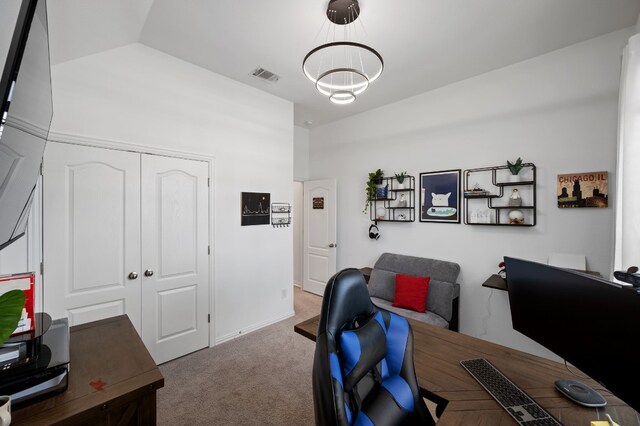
369;224;380;240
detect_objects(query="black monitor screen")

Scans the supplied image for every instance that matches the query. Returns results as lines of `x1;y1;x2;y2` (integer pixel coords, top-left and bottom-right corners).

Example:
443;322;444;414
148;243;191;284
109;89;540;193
505;257;640;412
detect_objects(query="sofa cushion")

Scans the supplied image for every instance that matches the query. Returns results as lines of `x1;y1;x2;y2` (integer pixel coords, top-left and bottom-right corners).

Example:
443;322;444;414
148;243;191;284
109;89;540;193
427;279;456;322
368;269;396;302
371;297;449;329
393;274;430;312
374;253;460;284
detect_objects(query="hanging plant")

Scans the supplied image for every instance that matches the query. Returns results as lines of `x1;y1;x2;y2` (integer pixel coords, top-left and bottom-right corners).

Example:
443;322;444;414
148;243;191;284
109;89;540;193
363;169;384;214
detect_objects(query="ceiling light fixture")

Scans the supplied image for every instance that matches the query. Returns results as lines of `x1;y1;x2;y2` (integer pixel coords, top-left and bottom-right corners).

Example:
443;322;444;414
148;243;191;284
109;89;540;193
302;0;383;105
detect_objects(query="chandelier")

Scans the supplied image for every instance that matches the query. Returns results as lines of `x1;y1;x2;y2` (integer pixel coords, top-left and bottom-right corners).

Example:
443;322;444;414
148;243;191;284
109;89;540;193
302;0;384;105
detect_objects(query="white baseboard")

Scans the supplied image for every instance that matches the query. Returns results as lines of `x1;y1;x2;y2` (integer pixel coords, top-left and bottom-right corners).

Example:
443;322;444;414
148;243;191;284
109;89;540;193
214;310;295;345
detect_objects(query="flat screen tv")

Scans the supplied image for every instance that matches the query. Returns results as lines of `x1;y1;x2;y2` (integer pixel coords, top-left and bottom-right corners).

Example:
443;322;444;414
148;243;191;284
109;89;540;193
0;0;52;251
505;256;640;412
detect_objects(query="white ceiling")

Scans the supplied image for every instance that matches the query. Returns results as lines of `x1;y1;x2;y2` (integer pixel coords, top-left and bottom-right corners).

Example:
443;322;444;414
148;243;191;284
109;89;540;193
47;0;640;128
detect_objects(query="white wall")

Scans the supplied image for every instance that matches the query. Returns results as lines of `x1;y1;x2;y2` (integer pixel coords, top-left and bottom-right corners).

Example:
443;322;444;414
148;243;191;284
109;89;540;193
48;43;294;343
294;125;310;181
293;182;304;286
293;126;309;287
309;28;632;359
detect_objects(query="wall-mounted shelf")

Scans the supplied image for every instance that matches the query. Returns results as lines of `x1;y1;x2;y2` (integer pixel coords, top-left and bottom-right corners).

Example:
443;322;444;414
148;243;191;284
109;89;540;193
369;176;415;223
463;163;537;226
482;274;508;291
271;203;291;227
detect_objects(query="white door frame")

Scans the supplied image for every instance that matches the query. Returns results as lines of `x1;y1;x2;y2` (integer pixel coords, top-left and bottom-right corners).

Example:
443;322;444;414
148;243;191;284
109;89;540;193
293;180;305;288
46;132;217;346
303;178;337;296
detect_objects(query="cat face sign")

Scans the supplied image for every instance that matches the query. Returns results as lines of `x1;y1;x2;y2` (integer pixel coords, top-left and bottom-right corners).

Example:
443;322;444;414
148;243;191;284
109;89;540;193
431;192;451;207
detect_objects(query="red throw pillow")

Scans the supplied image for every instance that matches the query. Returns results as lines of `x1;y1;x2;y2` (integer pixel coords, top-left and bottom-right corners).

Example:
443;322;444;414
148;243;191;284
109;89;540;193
392;274;430;312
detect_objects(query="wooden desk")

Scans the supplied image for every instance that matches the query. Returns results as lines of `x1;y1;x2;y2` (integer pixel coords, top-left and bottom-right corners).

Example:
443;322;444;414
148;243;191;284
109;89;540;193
12;315;164;425
295;315;639;425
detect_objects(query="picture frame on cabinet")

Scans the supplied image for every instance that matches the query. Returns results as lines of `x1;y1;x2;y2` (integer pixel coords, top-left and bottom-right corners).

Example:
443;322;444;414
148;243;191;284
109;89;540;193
419;169;461;223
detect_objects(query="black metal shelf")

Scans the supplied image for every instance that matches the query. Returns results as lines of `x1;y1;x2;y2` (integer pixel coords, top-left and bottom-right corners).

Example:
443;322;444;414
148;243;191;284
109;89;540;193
369;175;415;223
463;163;537;226
494;181;535;187
490;205;535;210
466;222;535;227
463;195;501;199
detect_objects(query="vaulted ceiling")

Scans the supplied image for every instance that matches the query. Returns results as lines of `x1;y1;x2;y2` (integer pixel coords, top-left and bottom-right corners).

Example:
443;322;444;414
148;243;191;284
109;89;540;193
47;0;640;128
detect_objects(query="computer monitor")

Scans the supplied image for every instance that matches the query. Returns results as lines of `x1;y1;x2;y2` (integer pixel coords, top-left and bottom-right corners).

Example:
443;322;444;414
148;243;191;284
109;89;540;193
505;257;640;412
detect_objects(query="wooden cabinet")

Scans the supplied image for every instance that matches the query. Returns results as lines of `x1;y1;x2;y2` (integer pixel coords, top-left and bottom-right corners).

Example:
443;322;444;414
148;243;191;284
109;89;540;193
463;163;537;226
369;175;415;223
12;315;164;425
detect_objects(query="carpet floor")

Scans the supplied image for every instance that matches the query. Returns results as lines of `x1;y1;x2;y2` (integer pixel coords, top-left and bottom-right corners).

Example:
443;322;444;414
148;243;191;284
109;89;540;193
157;286;322;425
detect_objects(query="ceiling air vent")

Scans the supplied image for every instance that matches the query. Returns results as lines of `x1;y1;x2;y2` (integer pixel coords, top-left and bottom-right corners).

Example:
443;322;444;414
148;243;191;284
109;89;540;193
251;67;280;84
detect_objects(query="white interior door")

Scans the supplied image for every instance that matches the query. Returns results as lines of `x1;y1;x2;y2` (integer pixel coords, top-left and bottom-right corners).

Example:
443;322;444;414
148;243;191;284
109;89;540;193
303;179;337;296
141;154;209;364
43;142;142;331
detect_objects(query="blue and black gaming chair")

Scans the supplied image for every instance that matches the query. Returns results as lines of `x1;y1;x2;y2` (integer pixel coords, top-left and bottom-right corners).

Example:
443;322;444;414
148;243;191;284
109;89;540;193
312;268;435;426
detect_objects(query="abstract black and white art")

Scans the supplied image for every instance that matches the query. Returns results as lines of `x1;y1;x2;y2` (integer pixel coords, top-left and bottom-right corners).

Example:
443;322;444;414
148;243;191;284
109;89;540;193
241;192;271;226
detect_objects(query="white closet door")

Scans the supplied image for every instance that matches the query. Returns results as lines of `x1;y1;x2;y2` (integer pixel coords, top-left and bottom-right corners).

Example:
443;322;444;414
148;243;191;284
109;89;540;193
43;142;142;331
141;154;209;364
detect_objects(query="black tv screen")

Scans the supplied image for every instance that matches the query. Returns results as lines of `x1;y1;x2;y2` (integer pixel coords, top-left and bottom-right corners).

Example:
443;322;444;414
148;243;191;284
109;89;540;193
505;257;640;412
0;0;52;250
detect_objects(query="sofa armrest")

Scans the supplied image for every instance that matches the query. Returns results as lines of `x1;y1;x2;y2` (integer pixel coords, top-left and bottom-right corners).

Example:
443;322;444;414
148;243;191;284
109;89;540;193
359;267;373;284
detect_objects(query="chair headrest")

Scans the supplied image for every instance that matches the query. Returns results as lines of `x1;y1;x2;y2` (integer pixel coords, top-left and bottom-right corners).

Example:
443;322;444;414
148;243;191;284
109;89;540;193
318;268;376;338
339;311;387;392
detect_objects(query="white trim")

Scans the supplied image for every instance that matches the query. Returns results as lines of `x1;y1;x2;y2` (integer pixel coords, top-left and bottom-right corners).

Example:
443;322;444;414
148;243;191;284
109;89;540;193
215;311;295;345
27;176;43;313
45;131;217;346
48;131;212;162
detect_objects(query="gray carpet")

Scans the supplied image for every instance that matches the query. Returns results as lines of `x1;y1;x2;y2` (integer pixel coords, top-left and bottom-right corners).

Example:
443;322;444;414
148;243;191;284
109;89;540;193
157;286;322;425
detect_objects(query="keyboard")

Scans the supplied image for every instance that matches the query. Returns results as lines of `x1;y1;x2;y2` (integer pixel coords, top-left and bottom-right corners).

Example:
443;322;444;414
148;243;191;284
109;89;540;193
460;358;562;426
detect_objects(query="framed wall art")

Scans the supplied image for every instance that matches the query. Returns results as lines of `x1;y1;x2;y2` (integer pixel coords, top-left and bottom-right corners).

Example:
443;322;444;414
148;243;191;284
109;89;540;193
241;192;271;225
419;169;461;223
557;171;608;208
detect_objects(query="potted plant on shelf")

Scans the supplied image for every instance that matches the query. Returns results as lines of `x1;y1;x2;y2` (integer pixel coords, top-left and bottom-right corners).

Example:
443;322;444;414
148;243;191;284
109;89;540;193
364;169;384;214
394;171;408;189
507;157;524;182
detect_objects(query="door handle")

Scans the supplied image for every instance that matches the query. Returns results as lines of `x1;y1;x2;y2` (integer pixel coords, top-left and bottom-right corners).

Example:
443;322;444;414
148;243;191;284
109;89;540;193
128;272;138;280
144;269;154;277
328;243;337;248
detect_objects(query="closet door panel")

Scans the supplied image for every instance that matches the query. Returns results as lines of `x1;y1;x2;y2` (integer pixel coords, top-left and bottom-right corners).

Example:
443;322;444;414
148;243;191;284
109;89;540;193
141;154;209;364
43;142;142;331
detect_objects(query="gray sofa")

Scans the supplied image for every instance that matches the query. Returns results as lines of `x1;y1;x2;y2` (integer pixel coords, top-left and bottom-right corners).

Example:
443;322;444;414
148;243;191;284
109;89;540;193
366;253;461;331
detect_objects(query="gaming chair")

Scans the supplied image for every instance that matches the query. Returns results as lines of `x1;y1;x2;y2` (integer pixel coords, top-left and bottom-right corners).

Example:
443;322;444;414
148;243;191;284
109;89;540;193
312;268;435;425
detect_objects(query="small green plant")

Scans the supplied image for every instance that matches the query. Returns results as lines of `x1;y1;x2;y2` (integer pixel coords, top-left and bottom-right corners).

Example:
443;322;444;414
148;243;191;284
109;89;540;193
394;171;408;184
364;169;384;214
0;290;26;344
507;157;523;175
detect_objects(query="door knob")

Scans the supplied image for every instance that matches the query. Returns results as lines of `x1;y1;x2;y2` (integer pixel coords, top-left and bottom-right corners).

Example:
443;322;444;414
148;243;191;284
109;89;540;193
328;243;337;248
144;269;154;277
128;272;138;280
